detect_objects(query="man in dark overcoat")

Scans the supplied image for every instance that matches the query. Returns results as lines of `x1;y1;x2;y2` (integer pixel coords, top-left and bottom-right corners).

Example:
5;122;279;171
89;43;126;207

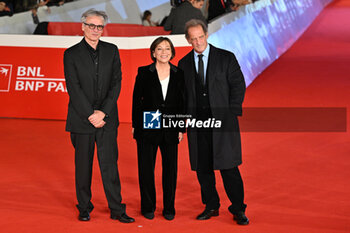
178;19;249;225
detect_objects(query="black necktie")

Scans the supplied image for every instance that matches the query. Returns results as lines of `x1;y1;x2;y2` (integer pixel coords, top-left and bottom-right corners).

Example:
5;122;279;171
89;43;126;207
198;54;205;85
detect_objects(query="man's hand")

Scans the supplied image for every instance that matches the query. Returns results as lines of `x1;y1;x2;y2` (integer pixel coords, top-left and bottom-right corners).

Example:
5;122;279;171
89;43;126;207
88;110;106;128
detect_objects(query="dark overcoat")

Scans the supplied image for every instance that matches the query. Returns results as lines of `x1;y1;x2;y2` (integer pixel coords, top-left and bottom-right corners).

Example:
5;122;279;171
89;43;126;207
63;39;121;133
178;44;246;171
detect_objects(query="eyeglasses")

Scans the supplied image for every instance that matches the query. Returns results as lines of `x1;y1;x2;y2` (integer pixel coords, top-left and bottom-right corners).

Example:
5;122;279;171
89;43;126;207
83;22;104;31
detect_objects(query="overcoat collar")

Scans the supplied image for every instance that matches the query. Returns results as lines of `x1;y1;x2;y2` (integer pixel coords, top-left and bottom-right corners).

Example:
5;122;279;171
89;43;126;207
206;44;218;91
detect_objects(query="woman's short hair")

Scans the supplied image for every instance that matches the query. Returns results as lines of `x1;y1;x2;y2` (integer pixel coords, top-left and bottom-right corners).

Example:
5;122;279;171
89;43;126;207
81;9;109;26
150;37;176;62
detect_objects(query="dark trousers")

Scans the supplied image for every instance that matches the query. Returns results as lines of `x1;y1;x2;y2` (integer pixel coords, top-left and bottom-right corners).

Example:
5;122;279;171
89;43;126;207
136;138;178;215
196;129;247;214
70;129;125;215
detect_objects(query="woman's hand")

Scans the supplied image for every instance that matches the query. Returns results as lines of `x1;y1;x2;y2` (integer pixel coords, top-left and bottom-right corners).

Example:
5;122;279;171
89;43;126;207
178;132;183;142
132;127;135;136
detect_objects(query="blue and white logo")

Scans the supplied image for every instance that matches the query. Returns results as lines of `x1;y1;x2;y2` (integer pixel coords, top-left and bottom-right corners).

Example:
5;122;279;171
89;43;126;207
143;110;162;129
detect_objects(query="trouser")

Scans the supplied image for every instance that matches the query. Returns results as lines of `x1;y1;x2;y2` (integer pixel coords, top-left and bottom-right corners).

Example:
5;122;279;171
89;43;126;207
196;129;247;214
70;128;125;215
136;138;178;215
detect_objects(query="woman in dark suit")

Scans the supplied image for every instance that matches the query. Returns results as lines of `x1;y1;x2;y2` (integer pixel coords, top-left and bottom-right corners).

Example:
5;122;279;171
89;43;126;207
132;37;185;221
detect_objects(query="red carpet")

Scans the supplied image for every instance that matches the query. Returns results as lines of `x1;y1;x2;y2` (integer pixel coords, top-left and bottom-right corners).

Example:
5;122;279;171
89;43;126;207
1;1;350;232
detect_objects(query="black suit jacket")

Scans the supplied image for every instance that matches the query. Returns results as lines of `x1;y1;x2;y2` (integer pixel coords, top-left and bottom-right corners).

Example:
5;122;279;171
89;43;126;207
164;1;207;34
208;0;232;21
132;63;185;144
64;39;122;133
178;44;246;170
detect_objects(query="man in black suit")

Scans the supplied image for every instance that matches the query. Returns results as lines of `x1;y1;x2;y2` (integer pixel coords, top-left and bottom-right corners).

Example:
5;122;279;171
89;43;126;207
63;9;134;223
178;19;249;225
207;0;229;21
164;0;206;34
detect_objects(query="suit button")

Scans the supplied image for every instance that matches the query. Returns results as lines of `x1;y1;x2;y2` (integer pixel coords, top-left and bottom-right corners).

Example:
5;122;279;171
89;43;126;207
203;93;207;96
161;104;165;107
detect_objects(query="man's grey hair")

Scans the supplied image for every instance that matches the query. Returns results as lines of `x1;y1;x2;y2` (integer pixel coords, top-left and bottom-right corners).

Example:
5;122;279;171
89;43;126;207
81;9;109;26
185;19;208;39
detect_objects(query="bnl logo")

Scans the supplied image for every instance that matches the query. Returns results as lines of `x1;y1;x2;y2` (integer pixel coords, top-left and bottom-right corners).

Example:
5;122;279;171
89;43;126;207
143;110;162;129
0;64;13;92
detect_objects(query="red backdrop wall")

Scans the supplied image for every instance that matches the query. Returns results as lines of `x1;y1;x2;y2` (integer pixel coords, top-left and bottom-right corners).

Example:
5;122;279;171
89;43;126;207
47;22;170;37
0;46;192;122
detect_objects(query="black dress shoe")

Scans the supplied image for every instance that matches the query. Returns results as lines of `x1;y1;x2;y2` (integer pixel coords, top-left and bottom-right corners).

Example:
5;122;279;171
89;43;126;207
142;212;154;220
196;209;219;220
78;211;90;221
163;213;175;221
233;211;249;225
111;213;135;223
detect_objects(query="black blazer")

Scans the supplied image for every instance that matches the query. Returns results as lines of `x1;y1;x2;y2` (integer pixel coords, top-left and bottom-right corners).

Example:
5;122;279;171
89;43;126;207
64;39;122;133
132;63;185;144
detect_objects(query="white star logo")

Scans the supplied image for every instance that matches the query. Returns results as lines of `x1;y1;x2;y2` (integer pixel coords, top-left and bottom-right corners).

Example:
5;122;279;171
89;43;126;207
150;110;161;122
0;67;9;77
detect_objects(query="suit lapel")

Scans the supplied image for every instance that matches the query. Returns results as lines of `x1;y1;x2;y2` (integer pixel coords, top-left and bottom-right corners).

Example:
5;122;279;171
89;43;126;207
149;64;164;102
98;41;107;90
78;39;95;72
78;39;96;83
164;64;177;103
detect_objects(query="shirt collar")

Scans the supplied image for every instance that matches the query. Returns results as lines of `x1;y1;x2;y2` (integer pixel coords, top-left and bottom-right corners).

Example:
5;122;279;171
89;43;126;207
83;38;99;52
194;44;210;58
